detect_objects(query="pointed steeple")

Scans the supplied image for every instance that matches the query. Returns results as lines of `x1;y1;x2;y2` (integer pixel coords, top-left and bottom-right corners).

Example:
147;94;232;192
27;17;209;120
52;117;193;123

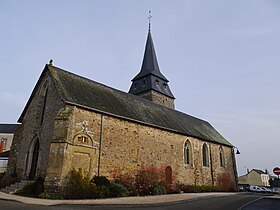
132;30;168;81
129;14;175;109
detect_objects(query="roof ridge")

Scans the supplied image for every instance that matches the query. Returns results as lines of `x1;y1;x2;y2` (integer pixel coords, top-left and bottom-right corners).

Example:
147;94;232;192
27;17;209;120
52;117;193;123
252;169;266;174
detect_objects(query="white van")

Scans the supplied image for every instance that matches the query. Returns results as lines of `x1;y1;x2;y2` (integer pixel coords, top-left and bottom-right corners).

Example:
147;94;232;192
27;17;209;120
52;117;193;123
249;186;262;192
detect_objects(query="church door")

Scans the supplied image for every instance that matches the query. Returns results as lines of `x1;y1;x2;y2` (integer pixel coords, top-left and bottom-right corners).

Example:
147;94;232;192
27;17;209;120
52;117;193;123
165;166;172;193
29;140;39;180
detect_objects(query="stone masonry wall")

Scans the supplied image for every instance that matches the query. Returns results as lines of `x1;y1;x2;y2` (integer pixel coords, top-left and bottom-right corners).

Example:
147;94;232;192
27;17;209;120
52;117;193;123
6;70;65;180
45;105;236;195
45;106;101;196
138;90;175;109
100;114;235;186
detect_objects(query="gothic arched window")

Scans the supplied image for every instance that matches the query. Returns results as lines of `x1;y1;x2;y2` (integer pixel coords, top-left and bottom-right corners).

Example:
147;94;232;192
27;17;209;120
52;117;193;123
219;146;225;167
184;140;192;165
40;80;49;125
202;143;209;167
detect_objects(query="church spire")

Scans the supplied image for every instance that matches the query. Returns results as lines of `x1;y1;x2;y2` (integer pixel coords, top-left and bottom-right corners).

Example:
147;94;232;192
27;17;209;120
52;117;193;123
129;12;175;109
132;29;167;81
131;11;167;82
148;10;152;32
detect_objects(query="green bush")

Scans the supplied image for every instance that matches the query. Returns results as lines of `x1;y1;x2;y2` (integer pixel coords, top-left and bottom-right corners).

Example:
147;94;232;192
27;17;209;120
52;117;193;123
0;172;5;183
177;184;195;193
33;176;45;195
113;166;167;196
108;182;129;197
136;166;165;195
149;184;166;195
195;185;218;192
15;177;45;197
91;176;128;198
178;184;218;193
91;176;110;187
112;173;137;196
93;185;109;198
62;169;97;199
62;169;129;199
0;170;19;188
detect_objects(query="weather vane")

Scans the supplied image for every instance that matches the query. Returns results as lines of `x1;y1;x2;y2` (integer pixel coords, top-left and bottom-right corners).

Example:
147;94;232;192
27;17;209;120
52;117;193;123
148;10;152;31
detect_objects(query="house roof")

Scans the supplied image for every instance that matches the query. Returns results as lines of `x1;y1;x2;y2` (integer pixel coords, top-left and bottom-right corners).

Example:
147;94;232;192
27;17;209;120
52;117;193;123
0;124;18;134
0;150;10;158
251;169;267;174
32;64;232;147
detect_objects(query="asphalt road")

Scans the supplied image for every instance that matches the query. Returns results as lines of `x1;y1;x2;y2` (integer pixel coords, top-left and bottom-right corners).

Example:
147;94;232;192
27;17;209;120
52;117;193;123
0;194;271;210
242;198;280;210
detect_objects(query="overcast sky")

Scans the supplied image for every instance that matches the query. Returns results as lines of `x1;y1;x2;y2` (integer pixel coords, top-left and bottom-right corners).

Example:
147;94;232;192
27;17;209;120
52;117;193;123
1;0;280;176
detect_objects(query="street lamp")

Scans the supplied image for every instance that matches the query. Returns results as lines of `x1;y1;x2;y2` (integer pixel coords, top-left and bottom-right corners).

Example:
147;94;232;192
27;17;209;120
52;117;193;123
234;147;241;155
236;149;241;155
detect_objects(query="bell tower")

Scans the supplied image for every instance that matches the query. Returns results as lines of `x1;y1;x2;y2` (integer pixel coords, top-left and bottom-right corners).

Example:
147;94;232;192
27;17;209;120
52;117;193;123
129;13;175;109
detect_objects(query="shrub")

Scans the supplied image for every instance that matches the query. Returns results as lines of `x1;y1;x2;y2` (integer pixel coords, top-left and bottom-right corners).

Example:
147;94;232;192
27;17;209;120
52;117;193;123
178;184;195;193
62;169;129;199
178;174;234;193
91;175;128;198
62;169;97;199
216;172;235;192
178;184;218;193
113;173;137;196
136;166;167;195
113;166;167;196
108;182;129;197
0;170;19;188
33;176;45;196
15;177;45;197
195;185;218;192
91;176;110;187
94;185;110;198
149;184;166;195
0;172;5;183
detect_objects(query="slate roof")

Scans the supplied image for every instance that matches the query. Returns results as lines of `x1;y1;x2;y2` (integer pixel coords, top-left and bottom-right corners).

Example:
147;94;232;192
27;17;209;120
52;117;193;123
0;124;18;134
37;64;233;147
252;169;266;174
132;30;167;81
0;150;10;158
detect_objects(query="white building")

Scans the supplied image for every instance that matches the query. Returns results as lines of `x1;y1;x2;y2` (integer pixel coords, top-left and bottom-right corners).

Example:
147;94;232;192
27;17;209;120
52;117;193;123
0;124;18;153
238;169;270;187
0;151;9;173
0;124;18;172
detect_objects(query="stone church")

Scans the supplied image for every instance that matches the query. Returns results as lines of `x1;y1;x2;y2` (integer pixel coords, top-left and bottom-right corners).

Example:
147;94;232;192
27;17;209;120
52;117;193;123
6;25;237;195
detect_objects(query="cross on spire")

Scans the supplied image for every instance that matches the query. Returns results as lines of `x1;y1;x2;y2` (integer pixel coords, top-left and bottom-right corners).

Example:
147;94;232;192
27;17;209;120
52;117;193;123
148;10;152;32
